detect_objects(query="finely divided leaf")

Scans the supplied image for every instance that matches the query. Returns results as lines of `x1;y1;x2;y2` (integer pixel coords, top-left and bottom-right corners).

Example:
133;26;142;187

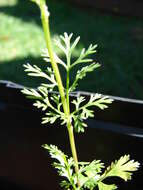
71;94;113;133
98;182;117;190
42;112;60;124
21;88;42;99
91;95;113;110
24;63;57;85
43;144;75;187
103;155;140;181
70;63;100;92
71;44;98;69
42;49;67;70
77;160;104;189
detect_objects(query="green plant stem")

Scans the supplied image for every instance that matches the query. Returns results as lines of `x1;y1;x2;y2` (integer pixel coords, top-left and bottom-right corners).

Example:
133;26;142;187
39;1;80;187
66;49;71;114
67;122;79;175
66;69;70;113
40;3;67;115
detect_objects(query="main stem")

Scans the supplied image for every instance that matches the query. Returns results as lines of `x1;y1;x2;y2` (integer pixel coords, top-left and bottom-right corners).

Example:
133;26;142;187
39;1;80;187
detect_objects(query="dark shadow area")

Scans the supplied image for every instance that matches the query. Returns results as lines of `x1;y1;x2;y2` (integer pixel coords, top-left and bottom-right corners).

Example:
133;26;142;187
0;84;143;190
70;0;143;18
0;177;32;190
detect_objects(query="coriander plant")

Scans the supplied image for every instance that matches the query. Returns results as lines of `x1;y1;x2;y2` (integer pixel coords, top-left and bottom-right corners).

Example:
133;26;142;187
22;0;140;189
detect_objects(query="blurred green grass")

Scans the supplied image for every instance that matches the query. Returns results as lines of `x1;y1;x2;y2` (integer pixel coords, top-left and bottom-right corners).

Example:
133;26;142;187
0;0;143;99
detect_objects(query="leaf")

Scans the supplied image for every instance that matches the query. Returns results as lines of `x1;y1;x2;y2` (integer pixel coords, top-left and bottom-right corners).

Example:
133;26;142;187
80;107;94;119
23;63;57;88
41;83;57;91
72;114;87;133
70;63;100;92
60;33;73;55
38;86;48;97
23;63;57;93
98;182;117;190
54;33;81;69
70;36;80;52
43;144;67;166
21;88;42;99
102;155;140;181
83;178;98;190
42;144;75;184
72;96;85;110
42;111;60;124
42;49;67;70
76;63;100;80
60;180;71;190
77;160;104;189
90;94;113;110
71;44;98;69
33;100;47;111
71;94;113;133
82;160;104;177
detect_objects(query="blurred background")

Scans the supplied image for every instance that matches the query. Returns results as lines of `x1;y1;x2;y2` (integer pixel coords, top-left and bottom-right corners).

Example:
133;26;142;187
0;0;143;99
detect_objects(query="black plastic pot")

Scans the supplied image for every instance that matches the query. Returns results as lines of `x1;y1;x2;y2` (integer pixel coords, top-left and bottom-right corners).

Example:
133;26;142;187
0;80;142;190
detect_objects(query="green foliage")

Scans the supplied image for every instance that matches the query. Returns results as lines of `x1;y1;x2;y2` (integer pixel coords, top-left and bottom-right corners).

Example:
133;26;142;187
70;63;100;92
43;145;140;190
43;144;76;189
71;94;113;132
22;1;140;190
101;155;140;181
23;63;57;90
98;182;117;190
22;33;113;132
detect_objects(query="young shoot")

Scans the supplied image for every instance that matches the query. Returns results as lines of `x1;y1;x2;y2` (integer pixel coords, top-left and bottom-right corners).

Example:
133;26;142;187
22;0;140;189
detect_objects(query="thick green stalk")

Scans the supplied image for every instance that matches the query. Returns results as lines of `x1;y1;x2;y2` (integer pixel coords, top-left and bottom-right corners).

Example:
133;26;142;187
40;1;67;114
38;1;80;187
